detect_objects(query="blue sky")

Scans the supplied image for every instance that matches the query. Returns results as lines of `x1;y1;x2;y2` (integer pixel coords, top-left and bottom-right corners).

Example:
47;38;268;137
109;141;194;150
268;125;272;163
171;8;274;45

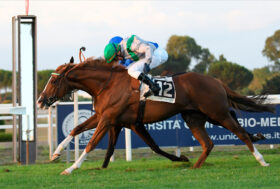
0;0;280;71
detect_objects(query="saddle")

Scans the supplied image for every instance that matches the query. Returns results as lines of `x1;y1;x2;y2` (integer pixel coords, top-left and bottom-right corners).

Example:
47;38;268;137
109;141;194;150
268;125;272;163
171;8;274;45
134;75;176;126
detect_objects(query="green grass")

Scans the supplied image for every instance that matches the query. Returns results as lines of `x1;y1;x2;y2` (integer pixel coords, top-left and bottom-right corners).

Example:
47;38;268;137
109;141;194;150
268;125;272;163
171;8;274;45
0;149;279;189
0;132;12;142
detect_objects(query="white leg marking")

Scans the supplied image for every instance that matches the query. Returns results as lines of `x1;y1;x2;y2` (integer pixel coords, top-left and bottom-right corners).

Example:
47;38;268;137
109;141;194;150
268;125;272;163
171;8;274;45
53;135;73;155
64;150;88;174
252;145;269;167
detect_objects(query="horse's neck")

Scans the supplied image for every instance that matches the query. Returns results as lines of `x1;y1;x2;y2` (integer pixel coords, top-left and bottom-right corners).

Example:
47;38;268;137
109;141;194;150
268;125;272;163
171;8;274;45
68;68;114;97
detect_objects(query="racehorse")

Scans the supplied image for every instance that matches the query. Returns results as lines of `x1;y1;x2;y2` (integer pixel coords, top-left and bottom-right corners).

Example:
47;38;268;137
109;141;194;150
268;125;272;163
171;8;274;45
37;57;275;175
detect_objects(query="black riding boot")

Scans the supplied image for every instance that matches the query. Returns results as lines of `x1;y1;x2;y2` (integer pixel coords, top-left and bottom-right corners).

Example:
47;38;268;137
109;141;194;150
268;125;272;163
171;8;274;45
138;73;160;97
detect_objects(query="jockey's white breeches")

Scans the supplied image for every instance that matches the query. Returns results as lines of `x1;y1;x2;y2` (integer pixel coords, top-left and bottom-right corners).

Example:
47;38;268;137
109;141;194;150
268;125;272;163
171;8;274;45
127;47;168;79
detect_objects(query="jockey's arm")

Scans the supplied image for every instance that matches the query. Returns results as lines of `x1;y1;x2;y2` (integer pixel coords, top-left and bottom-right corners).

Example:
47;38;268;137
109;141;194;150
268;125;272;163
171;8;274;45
130;36;153;64
137;44;153;64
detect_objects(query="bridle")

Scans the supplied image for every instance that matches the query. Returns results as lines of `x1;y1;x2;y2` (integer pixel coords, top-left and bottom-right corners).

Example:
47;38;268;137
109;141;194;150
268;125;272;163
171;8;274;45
48;72;74;103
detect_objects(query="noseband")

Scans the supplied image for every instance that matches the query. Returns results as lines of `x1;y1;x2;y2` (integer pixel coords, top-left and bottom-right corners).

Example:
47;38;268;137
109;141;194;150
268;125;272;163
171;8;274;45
46;72;73;104
51;72;60;76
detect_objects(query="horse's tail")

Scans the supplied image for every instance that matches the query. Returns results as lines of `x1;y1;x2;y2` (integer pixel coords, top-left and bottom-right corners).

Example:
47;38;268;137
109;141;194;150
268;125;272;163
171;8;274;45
221;82;275;113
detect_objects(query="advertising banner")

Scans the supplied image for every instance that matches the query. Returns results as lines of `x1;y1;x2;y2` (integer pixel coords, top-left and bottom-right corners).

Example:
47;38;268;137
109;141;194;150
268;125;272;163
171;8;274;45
57;103;280;150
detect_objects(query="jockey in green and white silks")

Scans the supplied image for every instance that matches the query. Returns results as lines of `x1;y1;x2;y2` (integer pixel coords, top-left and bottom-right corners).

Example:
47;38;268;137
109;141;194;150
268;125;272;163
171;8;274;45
104;35;168;96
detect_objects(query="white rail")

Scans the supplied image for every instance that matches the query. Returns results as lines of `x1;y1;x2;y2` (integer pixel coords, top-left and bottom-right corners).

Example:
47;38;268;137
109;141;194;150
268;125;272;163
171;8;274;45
0;104;55;129
0;124;56;129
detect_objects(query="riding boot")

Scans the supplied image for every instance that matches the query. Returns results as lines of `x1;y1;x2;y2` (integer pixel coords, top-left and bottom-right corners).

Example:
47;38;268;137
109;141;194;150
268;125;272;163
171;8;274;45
138;73;160;97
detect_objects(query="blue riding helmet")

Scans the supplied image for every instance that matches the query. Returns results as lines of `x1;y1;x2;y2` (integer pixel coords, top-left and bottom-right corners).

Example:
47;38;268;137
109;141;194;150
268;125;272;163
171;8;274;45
109;36;123;44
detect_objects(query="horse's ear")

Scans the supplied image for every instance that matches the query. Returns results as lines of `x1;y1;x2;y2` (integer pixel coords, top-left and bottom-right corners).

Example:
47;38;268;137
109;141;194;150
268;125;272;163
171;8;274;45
70;56;74;63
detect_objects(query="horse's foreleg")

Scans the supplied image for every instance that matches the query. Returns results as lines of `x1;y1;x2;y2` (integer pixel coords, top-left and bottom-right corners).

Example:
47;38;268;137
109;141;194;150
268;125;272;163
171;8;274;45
51;135;73;161
70;113;99;136
51;114;99;161
61;116;111;175
130;124;189;162
220;116;269;167
102;126;122;168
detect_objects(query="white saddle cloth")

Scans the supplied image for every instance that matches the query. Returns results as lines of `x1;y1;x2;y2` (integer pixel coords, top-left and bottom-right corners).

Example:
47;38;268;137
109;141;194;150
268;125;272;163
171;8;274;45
140;75;176;103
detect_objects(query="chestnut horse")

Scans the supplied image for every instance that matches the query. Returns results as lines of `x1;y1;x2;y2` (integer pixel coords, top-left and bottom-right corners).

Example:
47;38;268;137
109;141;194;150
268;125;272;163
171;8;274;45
37;57;274;175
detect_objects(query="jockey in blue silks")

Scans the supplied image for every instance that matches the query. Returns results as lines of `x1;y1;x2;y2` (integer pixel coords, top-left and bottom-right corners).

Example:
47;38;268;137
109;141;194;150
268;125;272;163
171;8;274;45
105;35;168;96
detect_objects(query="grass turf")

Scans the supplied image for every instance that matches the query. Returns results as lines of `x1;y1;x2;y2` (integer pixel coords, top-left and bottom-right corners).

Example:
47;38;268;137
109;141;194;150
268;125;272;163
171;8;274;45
0;149;279;189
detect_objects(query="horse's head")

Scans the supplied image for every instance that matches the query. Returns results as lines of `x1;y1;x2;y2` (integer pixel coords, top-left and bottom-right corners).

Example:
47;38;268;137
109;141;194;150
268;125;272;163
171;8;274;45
37;57;76;109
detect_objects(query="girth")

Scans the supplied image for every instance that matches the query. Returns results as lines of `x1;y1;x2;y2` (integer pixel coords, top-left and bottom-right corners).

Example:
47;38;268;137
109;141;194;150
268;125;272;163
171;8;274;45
135;100;146;127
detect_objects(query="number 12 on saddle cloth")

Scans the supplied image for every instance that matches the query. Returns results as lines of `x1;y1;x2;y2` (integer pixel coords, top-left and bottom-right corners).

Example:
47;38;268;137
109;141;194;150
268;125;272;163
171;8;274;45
140;76;176;103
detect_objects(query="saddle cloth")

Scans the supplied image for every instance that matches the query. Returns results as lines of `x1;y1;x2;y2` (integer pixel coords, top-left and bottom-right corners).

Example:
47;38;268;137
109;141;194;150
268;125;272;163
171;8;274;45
140;76;176;103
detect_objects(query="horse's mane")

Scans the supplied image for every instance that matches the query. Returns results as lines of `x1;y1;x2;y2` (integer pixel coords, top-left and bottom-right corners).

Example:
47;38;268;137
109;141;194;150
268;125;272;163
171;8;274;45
76;57;126;72
51;57;126;89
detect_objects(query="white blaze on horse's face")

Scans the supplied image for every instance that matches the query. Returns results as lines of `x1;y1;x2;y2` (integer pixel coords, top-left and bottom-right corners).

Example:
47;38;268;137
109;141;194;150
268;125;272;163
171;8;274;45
37;74;63;109
37;76;53;109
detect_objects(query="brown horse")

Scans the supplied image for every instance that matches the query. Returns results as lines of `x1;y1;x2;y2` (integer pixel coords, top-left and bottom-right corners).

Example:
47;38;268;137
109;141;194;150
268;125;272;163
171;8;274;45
37;57;274;175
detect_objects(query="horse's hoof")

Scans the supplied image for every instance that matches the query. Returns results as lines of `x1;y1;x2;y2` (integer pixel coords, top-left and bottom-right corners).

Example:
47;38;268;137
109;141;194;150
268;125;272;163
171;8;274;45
191;166;200;169
180;155;189;162
261;162;270;167
60;170;70;175
256;133;266;140
51;154;60;162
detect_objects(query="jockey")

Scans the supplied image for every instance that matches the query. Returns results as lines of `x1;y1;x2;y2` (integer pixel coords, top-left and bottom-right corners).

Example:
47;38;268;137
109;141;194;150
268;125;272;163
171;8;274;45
108;36;134;67
104;35;168;96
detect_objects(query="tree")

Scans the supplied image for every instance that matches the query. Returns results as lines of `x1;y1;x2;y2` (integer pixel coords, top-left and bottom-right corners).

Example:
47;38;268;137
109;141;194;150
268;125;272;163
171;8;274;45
208;61;253;91
248;67;273;94
0;70;12;90
261;74;280;94
218;54;227;62
151;35;202;75
192;48;216;74
166;35;202;60
262;30;280;71
0;69;55;102
37;70;54;96
0;69;12;103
